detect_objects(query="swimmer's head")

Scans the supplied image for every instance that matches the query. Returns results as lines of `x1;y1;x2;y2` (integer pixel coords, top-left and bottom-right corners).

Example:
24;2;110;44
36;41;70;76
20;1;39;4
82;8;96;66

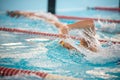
6;11;15;17
6;11;11;16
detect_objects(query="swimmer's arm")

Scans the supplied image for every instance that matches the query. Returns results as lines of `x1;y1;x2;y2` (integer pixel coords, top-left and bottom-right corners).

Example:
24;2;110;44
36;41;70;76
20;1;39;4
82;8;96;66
68;19;96;35
7;11;66;29
16;11;61;28
7;11;38;18
68;19;95;29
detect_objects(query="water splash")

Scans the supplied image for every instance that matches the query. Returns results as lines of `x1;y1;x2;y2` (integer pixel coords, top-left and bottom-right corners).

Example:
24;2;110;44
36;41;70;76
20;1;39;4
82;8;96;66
85;43;120;64
86;67;120;79
97;20;117;33
65;28;120;64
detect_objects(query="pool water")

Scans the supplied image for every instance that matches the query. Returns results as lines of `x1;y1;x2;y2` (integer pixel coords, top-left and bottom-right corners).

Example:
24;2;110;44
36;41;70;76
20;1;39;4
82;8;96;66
58;9;120;20
0;13;120;80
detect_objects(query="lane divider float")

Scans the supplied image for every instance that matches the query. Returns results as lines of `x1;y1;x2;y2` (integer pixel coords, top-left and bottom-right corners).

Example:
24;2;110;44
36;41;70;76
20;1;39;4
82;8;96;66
87;7;120;12
0;27;120;44
56;15;120;23
0;67;81;80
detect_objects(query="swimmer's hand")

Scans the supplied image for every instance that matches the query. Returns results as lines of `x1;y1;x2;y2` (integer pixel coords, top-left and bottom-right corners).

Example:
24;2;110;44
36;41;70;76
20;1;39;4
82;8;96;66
58;23;69;34
60;26;68;34
59;25;69;39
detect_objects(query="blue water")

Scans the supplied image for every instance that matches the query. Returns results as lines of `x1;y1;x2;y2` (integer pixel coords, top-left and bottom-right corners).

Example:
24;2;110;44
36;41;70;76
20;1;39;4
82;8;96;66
0;12;120;80
56;0;120;20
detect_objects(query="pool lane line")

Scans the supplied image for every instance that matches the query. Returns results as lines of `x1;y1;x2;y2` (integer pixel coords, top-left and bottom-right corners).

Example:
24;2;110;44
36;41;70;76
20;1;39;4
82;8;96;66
0;27;120;44
87;7;120;12
56;15;120;23
5;10;120;23
0;67;81;80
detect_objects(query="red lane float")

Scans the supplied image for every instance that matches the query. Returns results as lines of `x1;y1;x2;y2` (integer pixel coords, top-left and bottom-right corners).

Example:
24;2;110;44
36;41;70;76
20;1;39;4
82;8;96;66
88;7;120;12
56;15;120;23
0;67;47;78
0;67;80;80
0;27;80;40
0;27;120;44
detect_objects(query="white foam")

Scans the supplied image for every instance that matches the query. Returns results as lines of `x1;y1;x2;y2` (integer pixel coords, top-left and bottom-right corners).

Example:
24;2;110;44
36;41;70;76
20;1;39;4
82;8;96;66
0;44;48;58
1;42;22;46
9;46;28;49
86;67;120;79
83;44;120;64
98;20;117;33
0;51;38;58
66;28;120;64
26;38;50;42
29;60;62;68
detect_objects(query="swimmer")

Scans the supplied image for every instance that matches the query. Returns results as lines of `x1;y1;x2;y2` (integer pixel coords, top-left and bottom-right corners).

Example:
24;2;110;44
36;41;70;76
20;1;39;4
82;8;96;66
58;19;98;52
7;11;35;18
7;11;99;52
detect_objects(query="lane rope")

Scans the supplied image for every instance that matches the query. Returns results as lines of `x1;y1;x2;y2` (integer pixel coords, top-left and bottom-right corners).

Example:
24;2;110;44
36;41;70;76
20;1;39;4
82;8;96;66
87;7;120;12
0;67;81;80
0;27;120;44
5;10;120;23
